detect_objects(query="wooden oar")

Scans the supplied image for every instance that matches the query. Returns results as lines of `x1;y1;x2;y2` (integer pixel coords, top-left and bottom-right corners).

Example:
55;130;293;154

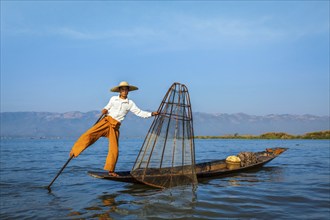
47;155;73;192
47;113;105;192
93;113;105;126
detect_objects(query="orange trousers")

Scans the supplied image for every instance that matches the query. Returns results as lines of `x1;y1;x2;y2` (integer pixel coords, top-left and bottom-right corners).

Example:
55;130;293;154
70;116;121;171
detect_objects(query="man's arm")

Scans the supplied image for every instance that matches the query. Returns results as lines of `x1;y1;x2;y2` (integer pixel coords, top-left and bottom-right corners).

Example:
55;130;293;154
130;101;158;118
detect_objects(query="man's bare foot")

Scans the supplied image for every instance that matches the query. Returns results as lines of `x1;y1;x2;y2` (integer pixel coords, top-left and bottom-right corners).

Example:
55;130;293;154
108;171;119;177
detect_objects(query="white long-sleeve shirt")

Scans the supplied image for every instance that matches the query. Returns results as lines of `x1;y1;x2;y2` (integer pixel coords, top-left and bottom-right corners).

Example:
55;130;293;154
103;96;152;122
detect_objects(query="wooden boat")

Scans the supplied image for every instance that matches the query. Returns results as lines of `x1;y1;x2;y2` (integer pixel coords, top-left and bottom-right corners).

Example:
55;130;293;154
88;147;288;184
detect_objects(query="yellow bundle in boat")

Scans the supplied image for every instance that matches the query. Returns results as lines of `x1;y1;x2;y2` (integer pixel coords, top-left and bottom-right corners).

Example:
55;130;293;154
226;155;241;163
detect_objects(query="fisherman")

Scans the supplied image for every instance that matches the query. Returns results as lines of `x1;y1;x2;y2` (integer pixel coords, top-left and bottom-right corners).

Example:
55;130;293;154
69;81;159;177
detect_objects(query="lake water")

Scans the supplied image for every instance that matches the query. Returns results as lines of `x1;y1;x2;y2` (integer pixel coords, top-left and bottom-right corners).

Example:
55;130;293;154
0;138;329;219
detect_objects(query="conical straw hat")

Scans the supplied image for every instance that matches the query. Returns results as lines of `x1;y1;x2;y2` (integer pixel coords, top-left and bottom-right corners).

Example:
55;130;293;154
110;81;138;92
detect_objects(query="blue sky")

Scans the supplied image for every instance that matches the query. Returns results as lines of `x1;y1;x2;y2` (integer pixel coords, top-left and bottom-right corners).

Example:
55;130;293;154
1;1;329;116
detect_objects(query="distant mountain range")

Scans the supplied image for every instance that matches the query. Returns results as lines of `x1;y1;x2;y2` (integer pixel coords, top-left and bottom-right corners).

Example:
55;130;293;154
0;111;329;138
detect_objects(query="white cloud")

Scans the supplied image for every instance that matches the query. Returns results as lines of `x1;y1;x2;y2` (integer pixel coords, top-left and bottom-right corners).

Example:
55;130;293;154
52;27;96;40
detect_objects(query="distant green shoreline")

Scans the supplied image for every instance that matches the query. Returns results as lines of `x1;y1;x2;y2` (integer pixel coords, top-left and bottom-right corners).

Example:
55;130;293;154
195;130;330;139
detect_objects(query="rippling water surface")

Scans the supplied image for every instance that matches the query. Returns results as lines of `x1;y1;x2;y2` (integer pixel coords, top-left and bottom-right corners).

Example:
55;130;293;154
1;138;329;219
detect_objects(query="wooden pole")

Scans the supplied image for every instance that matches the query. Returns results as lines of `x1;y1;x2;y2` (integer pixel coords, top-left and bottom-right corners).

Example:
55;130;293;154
47;156;73;191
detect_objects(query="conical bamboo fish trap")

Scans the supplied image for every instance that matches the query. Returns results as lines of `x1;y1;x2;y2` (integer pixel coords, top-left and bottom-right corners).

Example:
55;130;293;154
131;82;198;188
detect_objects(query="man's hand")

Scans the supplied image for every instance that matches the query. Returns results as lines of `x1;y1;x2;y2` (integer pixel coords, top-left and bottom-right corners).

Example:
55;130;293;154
152;112;159;116
102;109;108;115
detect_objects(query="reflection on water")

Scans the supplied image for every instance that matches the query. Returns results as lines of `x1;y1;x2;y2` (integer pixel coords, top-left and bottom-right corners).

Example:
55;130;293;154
101;194;116;206
63;182;198;219
92;194;117;219
198;166;285;188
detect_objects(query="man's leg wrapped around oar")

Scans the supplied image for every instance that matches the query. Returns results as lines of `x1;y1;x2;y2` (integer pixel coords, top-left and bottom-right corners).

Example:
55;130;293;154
70;116;109;157
70;116;121;175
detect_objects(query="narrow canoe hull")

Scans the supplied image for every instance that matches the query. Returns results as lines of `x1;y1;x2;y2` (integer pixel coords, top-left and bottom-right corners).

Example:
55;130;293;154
88;147;287;184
